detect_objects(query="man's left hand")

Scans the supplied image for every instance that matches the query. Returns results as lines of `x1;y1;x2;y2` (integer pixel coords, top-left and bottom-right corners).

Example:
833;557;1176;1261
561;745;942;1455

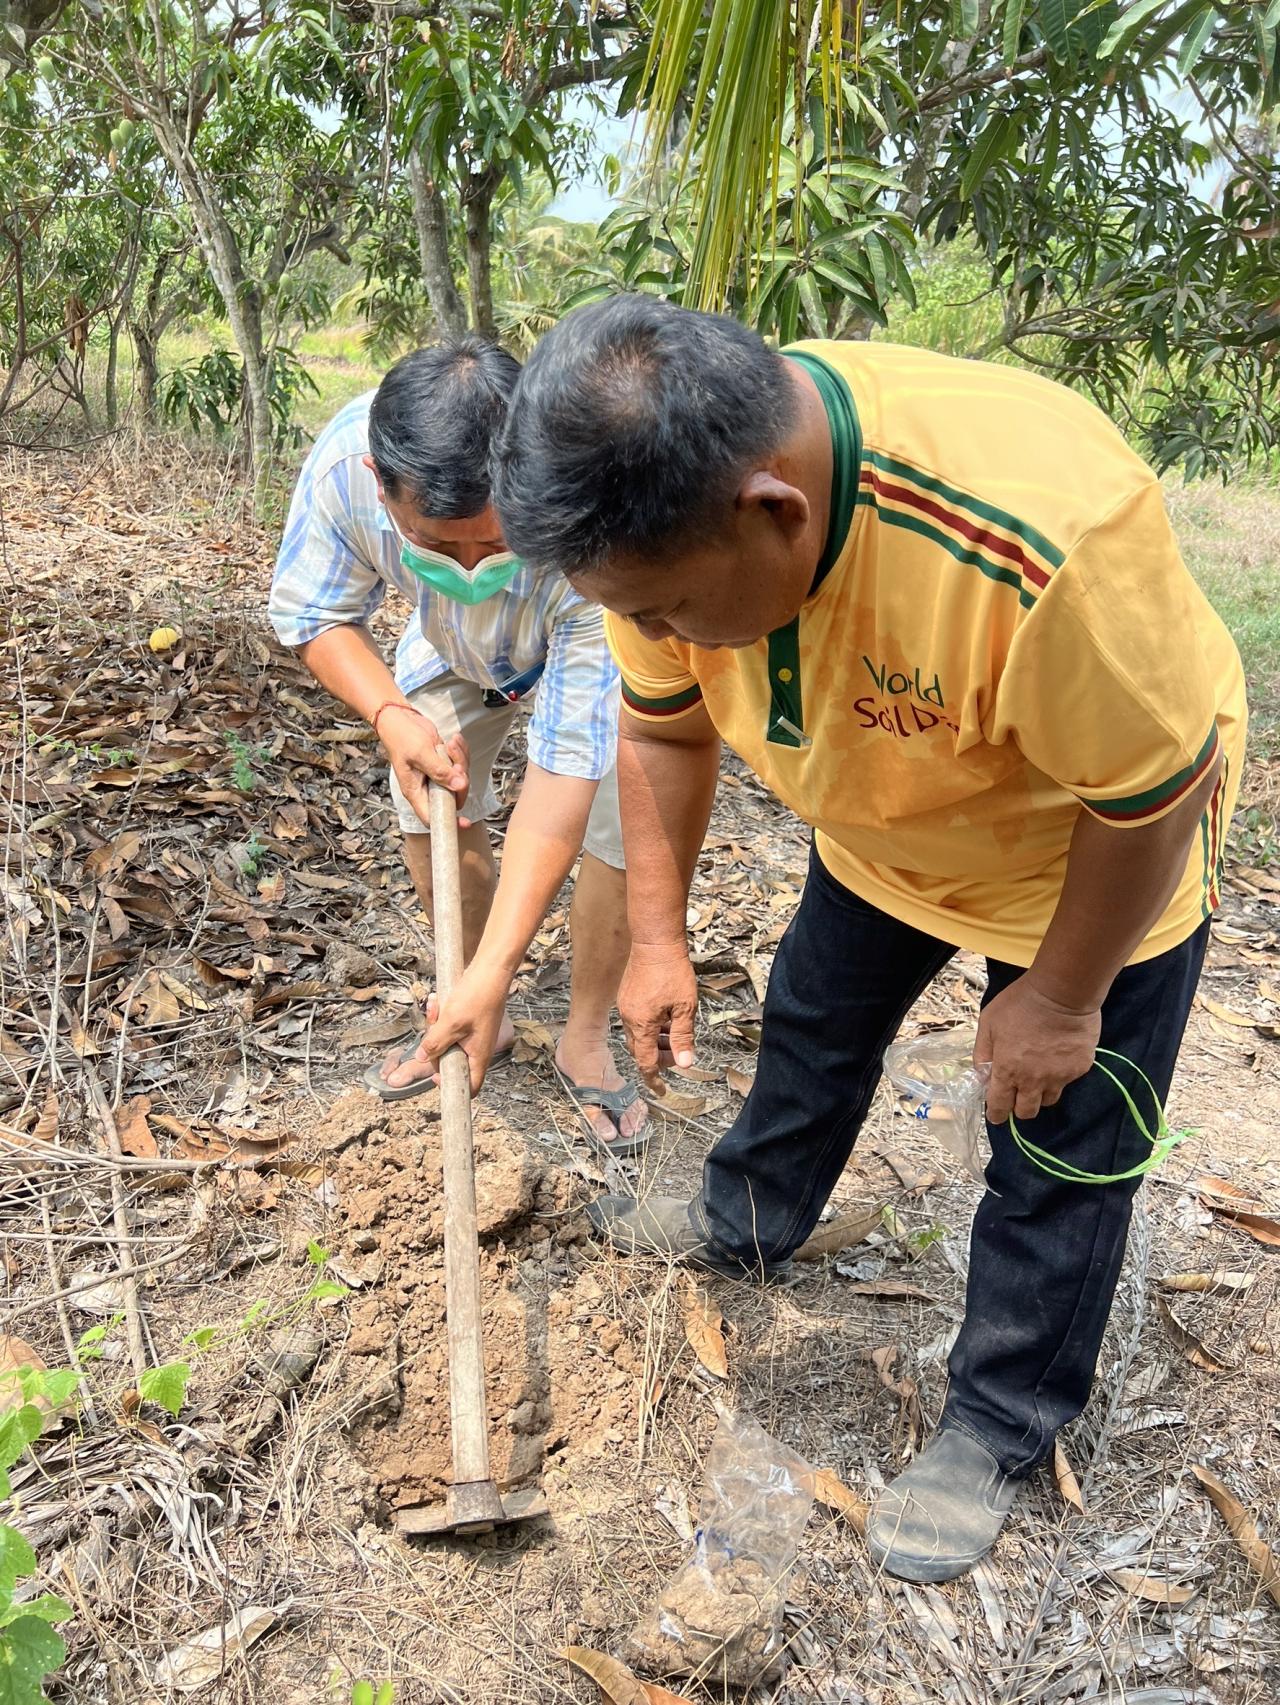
384;962;511;1097
975;974;1101;1125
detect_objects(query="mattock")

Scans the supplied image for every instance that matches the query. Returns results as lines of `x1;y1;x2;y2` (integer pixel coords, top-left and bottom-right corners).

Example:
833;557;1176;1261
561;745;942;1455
393;778;548;1539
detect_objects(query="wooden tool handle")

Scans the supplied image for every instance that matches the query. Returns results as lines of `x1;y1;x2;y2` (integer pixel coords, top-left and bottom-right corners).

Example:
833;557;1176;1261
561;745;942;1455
428;780;493;1490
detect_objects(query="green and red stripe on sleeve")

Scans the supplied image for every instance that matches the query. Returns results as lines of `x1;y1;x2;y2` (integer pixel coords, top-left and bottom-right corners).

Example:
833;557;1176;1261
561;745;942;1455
620;677;705;720
1081;725;1221;825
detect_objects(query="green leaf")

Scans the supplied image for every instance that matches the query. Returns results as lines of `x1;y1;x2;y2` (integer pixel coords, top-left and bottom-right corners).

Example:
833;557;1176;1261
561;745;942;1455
183;1327;217;1353
0;1409;41;1476
350;1685;373;1705
375;1686;394;1705
306;1241;330;1267
0;1595;70;1629
1176;6;1215;75
1097;0;1170;59
137;1362;191;1419
0;1528;34;1595
1042;0;1083;60
960;112;1017;198
0;1611;64;1698
796;269;827;335
1002;0;1026;63
1037;110;1062;193
304;1279;349;1305
0;1613;66;1704
950;0;980;36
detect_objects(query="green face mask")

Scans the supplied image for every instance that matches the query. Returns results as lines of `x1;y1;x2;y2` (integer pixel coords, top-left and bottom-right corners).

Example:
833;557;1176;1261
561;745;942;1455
392;520;521;606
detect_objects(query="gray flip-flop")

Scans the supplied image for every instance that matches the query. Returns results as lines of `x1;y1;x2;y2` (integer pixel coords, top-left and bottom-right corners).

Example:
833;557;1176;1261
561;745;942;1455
363;1041;514;1101
554;1066;650;1159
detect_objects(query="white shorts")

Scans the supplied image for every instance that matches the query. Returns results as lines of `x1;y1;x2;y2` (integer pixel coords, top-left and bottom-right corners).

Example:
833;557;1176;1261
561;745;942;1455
387;673;624;870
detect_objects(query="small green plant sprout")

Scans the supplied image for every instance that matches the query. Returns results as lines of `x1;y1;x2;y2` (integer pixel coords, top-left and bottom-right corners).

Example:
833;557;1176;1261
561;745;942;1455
74;1313;125;1366
137;1362;192;1419
170;1248;349;1377
304;1241;349;1305
350;1682;394;1705
239;831;267;879
906;1222;947;1258
1;1365;78;1705
225;731;271;793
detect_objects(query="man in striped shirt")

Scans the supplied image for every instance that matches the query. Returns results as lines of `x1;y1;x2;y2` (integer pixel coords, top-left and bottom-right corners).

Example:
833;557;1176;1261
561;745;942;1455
269;337;646;1152
490;296;1247;1581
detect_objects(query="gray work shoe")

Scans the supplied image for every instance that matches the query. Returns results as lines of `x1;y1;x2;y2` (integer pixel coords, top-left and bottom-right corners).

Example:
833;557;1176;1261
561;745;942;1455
866;1429;1020;1583
584;1195;792;1283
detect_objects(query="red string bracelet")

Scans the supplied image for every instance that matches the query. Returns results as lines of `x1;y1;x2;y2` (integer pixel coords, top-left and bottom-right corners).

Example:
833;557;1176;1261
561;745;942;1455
371;700;426;738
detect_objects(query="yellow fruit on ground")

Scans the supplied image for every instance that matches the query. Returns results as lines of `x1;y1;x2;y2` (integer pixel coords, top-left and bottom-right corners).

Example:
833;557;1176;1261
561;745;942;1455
148;625;180;653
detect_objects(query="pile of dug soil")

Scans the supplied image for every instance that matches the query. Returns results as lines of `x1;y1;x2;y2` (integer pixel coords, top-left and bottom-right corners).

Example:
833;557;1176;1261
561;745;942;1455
316;1090;642;1512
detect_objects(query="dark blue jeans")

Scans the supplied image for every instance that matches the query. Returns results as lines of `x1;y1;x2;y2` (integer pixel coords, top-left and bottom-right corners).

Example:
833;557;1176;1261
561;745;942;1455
696;842;1209;1476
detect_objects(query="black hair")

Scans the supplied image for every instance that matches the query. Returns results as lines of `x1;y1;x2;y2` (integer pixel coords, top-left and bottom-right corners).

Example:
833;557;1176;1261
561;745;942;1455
492;294;797;575
368;335;521;518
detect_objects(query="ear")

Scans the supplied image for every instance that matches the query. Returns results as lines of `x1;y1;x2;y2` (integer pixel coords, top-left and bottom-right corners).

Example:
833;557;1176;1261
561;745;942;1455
362;454;385;501
736;468;810;536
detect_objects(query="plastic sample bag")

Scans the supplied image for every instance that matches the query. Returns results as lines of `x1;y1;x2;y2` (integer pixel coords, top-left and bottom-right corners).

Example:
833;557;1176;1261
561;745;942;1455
626;1411;815;1686
882;1028;991;1183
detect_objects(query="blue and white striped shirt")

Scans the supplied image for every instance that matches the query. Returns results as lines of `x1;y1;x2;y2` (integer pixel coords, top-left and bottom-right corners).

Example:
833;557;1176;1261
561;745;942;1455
269;392;619;781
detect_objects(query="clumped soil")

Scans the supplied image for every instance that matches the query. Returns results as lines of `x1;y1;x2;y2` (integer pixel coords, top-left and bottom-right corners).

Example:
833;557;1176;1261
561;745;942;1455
317;1089;642;1512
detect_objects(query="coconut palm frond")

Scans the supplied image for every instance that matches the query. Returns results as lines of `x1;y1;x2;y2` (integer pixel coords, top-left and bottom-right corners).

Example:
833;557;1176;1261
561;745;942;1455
641;0;856;309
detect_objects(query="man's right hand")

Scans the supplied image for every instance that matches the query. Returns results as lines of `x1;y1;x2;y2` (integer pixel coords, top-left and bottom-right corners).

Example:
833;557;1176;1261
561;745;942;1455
619;940;699;1089
380;706;471;827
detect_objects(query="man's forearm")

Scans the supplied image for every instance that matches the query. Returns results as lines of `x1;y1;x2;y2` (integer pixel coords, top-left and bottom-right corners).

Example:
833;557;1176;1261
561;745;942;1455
1028;761;1220;1010
618;720;721;947
470;765;598;980
298;625;407;724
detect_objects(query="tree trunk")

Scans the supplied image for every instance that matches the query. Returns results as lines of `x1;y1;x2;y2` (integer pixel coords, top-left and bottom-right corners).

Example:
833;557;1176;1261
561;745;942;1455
462;170;498;339
132;321;159;420
104;316;120;427
407;152;466;339
142;101;272;492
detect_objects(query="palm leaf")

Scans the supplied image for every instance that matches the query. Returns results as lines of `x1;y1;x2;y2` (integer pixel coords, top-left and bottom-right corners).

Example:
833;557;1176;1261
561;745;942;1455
640;0;856;310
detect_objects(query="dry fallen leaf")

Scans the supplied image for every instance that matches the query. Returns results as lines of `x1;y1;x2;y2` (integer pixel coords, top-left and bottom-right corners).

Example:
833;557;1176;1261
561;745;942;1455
1198;996;1257;1028
841;1279;936;1302
1155;1295;1236;1373
1106;1568;1197;1605
813;1467;868;1534
1191;1464;1280;1609
134;967;181;1027
868;1345;924;1452
1191;1174;1262;1207
646;1081;713;1118
33;1091;59;1146
154;1602;287;1691
560;1647;693;1705
512;1018;556;1051
725;1067;756;1097
1053;1440;1086;1514
794;1207;885;1261
1158;1270;1255;1296
115;1094;158;1158
1200;1200;1280;1249
671;1063;720;1084
682;1277;729;1379
338;1014;417;1052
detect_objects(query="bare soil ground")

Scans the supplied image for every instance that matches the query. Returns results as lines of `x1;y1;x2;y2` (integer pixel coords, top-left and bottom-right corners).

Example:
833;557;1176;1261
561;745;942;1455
2;442;1279;1705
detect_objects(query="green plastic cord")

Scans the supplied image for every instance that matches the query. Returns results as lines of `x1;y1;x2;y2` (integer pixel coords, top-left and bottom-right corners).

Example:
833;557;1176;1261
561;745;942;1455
1005;1048;1192;1184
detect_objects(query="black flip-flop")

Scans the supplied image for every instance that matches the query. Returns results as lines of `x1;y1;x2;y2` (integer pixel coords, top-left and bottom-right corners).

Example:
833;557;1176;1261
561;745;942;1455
363;1040;515;1102
553;1065;650;1159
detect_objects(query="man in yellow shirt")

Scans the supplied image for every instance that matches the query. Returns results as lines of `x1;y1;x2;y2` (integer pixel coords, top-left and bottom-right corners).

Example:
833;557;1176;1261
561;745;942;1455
434;295;1246;1582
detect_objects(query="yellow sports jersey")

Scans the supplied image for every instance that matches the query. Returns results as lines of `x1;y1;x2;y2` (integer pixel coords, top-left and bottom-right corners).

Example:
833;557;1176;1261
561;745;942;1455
606;340;1246;967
